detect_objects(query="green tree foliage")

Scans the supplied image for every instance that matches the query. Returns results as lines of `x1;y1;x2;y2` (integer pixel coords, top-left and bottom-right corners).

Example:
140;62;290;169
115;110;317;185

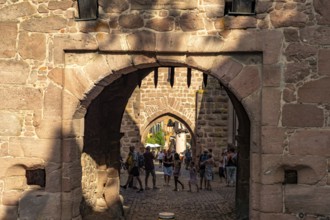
146;131;165;146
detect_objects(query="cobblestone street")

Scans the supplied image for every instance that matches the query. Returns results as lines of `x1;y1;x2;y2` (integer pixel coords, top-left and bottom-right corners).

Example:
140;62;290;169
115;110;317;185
120;164;236;220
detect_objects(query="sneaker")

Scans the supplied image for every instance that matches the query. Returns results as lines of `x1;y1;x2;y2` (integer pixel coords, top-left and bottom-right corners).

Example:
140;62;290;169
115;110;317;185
120;185;127;189
137;189;144;193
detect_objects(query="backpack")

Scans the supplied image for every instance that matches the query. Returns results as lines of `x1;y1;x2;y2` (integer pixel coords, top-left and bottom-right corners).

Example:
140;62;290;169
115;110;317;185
138;153;145;168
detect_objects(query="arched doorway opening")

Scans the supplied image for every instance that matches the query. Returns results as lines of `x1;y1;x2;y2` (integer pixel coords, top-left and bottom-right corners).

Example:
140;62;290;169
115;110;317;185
76;55;255;219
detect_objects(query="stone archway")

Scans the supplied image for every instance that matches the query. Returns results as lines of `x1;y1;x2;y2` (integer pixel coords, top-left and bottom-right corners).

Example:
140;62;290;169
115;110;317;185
63;51;261;219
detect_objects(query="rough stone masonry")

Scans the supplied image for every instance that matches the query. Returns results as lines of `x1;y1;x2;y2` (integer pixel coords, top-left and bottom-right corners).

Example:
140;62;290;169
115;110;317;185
0;0;330;219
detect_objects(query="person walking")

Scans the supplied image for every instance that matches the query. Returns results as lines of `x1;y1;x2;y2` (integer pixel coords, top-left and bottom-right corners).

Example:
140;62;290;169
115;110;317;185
188;161;199;192
173;153;184;191
121;146;144;193
143;146;158;190
157;149;165;168
184;149;192;170
226;147;237;187
202;154;215;191
163;148;174;186
198;149;209;189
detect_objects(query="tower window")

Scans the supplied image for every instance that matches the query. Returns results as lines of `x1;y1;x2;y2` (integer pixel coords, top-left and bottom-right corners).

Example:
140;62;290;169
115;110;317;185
77;0;98;20
225;0;256;15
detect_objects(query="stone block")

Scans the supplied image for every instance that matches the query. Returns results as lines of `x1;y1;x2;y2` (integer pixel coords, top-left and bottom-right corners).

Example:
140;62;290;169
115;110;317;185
222;30;261;52
4;176;26;190
285;185;330;215
97;34;127;51
62;91;81;120
48;0;72;10
261;126;285;154
179;12;204;31
298;77;330;104
262;64;282;87
48;67;64;87
35;119;62;139
21;15;67;33
83;54;111;84
156;33;188;52
0;112;22;136
314;0;330;25
285;43;317;62
188;35;224;53
261;88;281;126
62;138;81;163
224;16;257;29
146;17;175;32
229;66;260;100
259;184;283;213
282;104;324;127
99;0;129;13
205;6;224;18
105;54;136;74
300;26;330;45
127;31;156;51
284;62;310;83
45;168;61;193
19;191;61;219
18;32;46;60
64;68;93;100
0;22;17;58
318;49;330;76
9;137;61;163
131;0;197;10
259;213;298;220
132;54;157;69
211;56;243;83
0;87;42;111
0;59;29;84
118;14;143;29
43;83;62;119
270;9;308;28
0;2;36;21
2;190;22;206
260;30;283;65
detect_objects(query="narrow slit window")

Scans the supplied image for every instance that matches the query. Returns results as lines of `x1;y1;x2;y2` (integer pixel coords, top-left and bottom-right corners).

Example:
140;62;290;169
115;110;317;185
225;0;256;15
77;0;98;20
284;170;298;184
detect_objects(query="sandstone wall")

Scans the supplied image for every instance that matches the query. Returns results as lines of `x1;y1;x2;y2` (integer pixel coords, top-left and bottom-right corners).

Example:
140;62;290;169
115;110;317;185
0;0;329;219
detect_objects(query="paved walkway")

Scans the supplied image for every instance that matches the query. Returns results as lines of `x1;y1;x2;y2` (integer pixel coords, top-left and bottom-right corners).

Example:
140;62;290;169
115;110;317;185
119;163;236;220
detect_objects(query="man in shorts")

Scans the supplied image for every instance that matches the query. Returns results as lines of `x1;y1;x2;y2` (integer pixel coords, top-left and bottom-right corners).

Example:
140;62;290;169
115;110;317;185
121;146;144;193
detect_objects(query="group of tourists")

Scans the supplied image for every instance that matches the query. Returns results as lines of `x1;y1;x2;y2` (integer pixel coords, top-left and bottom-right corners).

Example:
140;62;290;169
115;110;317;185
120;144;237;194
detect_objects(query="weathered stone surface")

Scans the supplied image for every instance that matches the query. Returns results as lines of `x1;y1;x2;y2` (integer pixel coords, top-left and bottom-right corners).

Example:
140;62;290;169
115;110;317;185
211;56;243;82
285;43;317;62
64;68;93;100
259;184;283;213
0;22;17;58
99;0;129;13
179;12;204;31
229;66;260;100
289;130;330;156
132;54;157;69
105;54;135;74
83;55;111;83
261;126;285;154
224;16;257;29
19;191;61;219
300;26;330;45
298;77;330;104
131;0;197;10
314;0;330;25
0;2;36;21
146;17;174;32
282;104;324;127
21;16;67;33
2;190;22;206
318;49;330;76
0;87;42;110
156;33;188;52
188;35;224;53
0;112;22;136
0;60;29;84
284;62;310;83
35;119;62;139
48;67;63;86
270;9;308;28
0;205;18;220
263;64;282;87
284;28;299;42
261;88;281;126
18;32;46;60
78;20;109;33
9;137;61;163
285;185;330;215
118;14;143;29
48;0;72;10
127;31;156;51
205;6;224;18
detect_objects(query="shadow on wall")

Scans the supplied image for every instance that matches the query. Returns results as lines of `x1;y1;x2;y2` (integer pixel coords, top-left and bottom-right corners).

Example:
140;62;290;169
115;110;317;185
2;127;65;220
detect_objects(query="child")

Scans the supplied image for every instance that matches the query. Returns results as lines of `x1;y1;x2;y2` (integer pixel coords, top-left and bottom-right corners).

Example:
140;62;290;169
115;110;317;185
173;153;184;191
188;161;199;192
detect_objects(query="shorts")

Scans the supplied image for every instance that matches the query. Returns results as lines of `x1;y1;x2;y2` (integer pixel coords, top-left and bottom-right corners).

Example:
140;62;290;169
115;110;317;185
129;166;140;177
145;169;156;177
163;166;173;176
199;169;205;178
